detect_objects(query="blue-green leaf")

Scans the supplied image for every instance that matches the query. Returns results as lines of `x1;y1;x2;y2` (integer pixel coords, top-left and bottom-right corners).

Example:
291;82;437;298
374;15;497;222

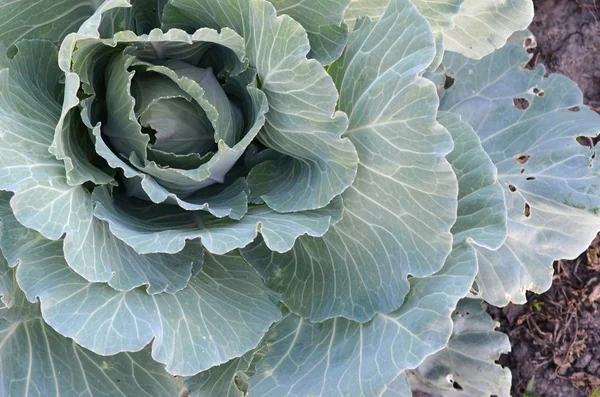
0;286;179;397
183;352;254;397
0;0;97;47
440;111;507;250
3;209;281;376
1;191;200;294
92;187;344;255
409;299;512;397
243;0;458;322
440;42;600;305
246;245;477;397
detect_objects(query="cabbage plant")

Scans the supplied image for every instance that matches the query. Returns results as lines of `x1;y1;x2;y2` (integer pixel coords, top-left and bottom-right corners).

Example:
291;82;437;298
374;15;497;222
0;0;599;396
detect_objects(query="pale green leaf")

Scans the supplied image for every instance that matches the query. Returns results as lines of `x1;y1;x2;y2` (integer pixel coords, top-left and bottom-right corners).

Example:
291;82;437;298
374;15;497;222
412;0;465;69
268;0;350;65
444;0;534;59
345;0;532;60
139;97;215;155
343;0;388;28
0;39;84;239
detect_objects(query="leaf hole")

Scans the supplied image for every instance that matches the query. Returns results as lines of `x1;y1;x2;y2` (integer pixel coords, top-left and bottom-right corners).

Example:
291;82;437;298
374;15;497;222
513;98;530;110
515;154;531;164
520;168;525;174
508;185;517;192
6;44;18;60
532;87;545;97
525;38;533;47
524;203;531;218
444;72;455;90
526;177;536;181
453;381;464;391
576;135;597;148
568;105;581;112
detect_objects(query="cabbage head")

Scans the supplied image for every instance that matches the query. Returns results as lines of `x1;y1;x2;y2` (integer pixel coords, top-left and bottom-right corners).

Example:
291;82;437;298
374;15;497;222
0;0;599;396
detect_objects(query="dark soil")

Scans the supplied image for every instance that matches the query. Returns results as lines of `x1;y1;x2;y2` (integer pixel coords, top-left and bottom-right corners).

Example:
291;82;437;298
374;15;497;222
487;2;600;396
487;245;600;397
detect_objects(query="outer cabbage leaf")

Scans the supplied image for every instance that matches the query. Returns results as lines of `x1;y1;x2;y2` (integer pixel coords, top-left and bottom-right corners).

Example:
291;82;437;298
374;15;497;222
344;0;533;59
343;0;388;28
379;374;412;397
0;257;16;310
245;244;477;397
0;284;179;397
92;187;343;255
440;111;507;250
242;0;458;322
0;0;96;47
439;43;600;305
268;0;350;65
182;352;254;397
163;0;359;213
0;191;200;295
0;200;282;376
411;0;464;70
443;0;534;59
409;299;512;397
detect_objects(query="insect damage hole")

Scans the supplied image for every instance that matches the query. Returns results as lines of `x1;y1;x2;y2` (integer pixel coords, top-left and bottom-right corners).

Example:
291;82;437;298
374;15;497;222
524;203;531;218
523;35;537;50
453;381;464;391
576;135;597;148
444;72;455;89
529;86;545;97
568;105;581;112
515;154;530;164
513;98;530;110
508;184;517;192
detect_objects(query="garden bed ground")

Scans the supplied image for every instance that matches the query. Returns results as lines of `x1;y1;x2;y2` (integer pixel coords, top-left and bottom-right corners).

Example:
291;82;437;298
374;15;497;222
486;1;600;396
